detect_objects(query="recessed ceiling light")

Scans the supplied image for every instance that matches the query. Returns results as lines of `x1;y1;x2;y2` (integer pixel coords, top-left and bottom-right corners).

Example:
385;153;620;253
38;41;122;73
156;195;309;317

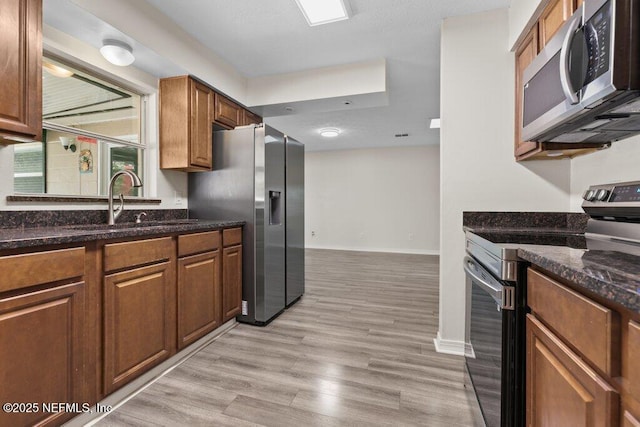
100;39;135;66
295;0;351;26
43;61;74;78
320;128;340;138
430;118;441;129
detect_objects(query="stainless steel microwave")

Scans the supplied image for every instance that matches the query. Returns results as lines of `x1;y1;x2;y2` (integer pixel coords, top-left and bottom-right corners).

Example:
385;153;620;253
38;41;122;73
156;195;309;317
521;0;640;143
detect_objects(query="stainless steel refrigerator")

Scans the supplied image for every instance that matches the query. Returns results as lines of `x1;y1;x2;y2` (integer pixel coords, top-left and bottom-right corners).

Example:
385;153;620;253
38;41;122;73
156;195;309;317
188;124;305;325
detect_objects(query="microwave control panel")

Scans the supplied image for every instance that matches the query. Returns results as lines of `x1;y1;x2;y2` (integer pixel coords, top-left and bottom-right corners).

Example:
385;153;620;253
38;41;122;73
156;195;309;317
583;1;611;85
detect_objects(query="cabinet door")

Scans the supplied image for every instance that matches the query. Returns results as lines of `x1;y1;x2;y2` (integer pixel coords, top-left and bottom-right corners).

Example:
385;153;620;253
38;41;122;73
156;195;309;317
0;0;42;142
515;25;540;158
104;262;175;393
242;109;262;126
623;411;640;427
177;250;221;349
0;282;85;427
190;80;213;169
214;93;241;129
538;0;573;49
527;315;619;427
222;244;242;322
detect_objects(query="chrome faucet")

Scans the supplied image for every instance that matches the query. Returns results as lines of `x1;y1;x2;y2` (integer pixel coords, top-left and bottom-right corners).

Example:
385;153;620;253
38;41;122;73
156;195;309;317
108;170;143;225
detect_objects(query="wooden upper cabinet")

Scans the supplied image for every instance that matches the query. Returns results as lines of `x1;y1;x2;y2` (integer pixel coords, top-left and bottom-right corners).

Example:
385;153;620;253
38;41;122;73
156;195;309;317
190;81;214;168
214;93;242;129
159;76;213;171
242;109;262;126
513;0;606;161
515;25;539;159
0;0;42;143
538;0;573;49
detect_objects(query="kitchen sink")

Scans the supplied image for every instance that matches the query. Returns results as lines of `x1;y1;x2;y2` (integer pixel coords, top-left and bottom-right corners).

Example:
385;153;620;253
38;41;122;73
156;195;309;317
64;219;199;231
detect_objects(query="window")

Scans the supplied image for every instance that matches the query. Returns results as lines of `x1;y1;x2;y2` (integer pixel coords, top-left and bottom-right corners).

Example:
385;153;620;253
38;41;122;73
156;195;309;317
13;56;146;197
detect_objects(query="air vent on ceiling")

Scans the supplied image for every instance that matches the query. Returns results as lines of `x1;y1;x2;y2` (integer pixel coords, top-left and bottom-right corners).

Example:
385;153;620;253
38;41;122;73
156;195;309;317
395;133;409;138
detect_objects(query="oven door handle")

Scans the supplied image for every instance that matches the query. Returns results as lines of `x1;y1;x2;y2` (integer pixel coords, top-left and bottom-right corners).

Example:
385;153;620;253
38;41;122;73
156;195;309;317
464;256;515;310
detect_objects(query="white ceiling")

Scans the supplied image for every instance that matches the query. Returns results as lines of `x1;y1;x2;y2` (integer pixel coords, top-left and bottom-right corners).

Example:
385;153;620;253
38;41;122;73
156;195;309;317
45;0;510;151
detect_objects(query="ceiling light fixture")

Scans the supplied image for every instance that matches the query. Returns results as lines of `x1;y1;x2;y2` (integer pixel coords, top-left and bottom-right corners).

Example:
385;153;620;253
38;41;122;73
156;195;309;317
43;61;74;78
320;128;340;138
100;39;135;66
295;0;351;26
430;118;441;129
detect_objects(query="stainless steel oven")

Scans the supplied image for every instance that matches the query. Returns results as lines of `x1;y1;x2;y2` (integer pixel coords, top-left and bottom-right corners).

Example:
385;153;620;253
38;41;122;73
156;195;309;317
465;234;526;427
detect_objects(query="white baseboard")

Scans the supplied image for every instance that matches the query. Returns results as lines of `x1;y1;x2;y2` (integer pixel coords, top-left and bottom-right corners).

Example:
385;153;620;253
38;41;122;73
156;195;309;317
305;245;439;256
433;331;474;357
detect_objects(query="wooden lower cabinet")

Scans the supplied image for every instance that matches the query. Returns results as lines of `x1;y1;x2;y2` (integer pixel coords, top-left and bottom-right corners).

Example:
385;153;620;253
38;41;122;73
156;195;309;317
222;244;242;322
0;282;85;427
177;250;221;349
624;411;640;427
526;314;619;426
103;261;175;394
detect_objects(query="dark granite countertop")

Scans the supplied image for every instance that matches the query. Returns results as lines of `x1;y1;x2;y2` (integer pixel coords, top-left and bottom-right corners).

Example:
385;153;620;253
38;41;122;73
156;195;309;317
516;245;640;314
464;211;640;314
0;219;245;251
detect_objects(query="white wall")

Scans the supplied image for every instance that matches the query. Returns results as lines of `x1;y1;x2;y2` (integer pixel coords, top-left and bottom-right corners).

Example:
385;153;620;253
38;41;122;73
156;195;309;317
570;138;640;211
305;146;439;254
508;0;544;50
437;8;571;355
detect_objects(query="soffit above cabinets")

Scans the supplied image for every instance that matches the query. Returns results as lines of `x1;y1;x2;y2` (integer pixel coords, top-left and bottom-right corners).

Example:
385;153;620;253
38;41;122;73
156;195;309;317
47;0;510;151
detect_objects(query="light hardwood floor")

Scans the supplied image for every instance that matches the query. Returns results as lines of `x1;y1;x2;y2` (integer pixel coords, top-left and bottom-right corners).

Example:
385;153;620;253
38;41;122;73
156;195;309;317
97;249;483;426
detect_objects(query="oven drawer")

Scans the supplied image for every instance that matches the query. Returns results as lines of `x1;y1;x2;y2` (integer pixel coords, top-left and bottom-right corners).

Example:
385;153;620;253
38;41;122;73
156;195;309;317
527;268;620;376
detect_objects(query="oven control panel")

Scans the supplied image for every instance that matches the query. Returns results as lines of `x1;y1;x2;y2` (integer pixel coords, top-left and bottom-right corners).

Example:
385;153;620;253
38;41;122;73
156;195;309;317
582;180;640;218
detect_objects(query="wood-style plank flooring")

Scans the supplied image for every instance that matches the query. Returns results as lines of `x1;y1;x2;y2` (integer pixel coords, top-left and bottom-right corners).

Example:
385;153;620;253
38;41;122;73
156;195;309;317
97;249;483;426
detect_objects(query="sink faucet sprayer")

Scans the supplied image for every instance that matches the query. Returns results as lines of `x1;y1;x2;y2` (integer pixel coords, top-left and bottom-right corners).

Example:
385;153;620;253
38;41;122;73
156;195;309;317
108;170;143;225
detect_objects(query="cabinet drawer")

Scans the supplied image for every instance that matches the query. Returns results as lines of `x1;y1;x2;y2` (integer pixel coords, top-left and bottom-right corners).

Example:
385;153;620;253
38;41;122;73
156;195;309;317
223;227;242;247
0;247;85;293
528;268;619;376
104;237;173;272
178;231;220;257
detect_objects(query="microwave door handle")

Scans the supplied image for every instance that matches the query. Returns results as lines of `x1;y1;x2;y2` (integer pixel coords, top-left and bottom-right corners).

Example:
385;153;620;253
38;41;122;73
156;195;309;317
559;13;583;105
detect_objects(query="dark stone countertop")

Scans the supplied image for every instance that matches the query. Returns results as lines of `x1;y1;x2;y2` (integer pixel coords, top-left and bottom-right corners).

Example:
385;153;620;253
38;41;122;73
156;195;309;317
516;245;640;314
466;226;640;314
0;219;245;251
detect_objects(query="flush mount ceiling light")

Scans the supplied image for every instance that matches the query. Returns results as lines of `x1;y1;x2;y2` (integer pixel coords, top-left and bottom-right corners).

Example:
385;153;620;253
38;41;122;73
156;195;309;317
100;39;135;66
295;0;351;26
43;61;73;78
430;118;441;129
320;128;341;138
